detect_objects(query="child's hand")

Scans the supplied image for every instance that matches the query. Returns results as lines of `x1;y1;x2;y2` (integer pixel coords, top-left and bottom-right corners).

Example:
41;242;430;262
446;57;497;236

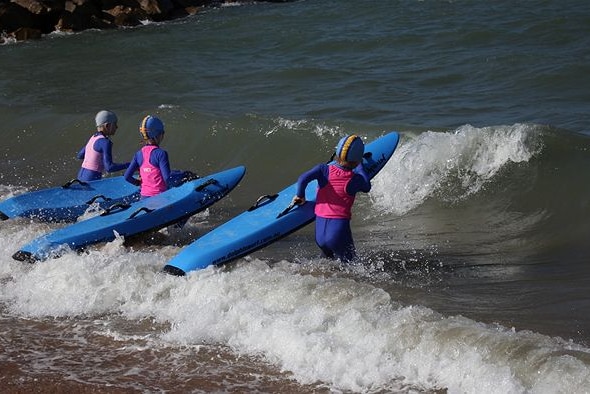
292;196;306;205
181;171;199;182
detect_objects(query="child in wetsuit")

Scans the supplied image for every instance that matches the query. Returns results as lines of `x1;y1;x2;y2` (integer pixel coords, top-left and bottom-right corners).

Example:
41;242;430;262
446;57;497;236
292;134;371;263
77;110;130;181
124;115;172;199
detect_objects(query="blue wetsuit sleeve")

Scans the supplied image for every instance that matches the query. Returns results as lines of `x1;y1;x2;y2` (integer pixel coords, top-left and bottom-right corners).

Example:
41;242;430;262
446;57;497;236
77;146;85;160
124;151;142;186
161;151;172;186
150;148;172;187
347;164;371;195
97;138;129;173
296;164;329;198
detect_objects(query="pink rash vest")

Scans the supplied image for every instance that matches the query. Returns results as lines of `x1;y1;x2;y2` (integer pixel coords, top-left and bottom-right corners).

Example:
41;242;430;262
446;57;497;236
314;165;356;219
81;134;106;173
139;145;167;197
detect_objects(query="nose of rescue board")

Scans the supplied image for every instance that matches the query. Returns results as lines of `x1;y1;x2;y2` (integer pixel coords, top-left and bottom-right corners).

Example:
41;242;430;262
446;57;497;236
162;265;186;276
12;250;37;264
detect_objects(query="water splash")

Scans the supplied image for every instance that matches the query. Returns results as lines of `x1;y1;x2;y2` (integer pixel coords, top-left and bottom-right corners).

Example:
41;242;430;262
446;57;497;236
371;123;543;215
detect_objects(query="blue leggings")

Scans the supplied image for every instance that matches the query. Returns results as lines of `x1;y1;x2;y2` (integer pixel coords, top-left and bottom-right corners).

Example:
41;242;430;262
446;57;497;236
315;217;356;263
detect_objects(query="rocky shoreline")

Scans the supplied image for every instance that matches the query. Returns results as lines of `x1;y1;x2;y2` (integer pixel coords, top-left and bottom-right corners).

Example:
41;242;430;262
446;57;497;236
0;0;292;42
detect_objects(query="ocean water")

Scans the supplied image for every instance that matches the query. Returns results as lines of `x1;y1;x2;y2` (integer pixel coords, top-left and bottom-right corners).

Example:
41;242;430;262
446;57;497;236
2;0;590;392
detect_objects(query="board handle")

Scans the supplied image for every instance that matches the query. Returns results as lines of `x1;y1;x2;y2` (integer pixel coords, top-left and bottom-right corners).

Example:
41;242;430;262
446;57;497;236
128;207;154;219
100;202;131;216
85;194;112;205
195;178;219;192
62;179;90;189
276;201;299;219
248;194;278;211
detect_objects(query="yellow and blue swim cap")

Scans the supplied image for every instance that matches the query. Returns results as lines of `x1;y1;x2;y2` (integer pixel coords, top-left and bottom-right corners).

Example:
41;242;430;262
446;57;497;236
139;115;165;140
335;134;364;162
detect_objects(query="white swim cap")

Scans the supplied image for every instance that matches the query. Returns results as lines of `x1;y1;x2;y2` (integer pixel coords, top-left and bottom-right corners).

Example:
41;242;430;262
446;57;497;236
95;110;118;127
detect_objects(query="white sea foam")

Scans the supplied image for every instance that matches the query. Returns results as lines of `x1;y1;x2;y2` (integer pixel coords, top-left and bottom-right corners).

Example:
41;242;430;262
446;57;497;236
2;227;589;393
0;184;29;200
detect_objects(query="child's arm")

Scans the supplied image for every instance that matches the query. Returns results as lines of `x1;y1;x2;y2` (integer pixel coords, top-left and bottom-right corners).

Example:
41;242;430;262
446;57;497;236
158;150;172;187
347;164;371;195
99;139;129;173
76;146;86;160
293;163;329;204
124;153;141;186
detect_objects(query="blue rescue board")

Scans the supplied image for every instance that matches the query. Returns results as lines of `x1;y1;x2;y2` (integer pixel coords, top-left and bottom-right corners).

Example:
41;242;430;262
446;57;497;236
12;166;246;263
162;132;400;276
0;172;188;222
0;177;140;222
